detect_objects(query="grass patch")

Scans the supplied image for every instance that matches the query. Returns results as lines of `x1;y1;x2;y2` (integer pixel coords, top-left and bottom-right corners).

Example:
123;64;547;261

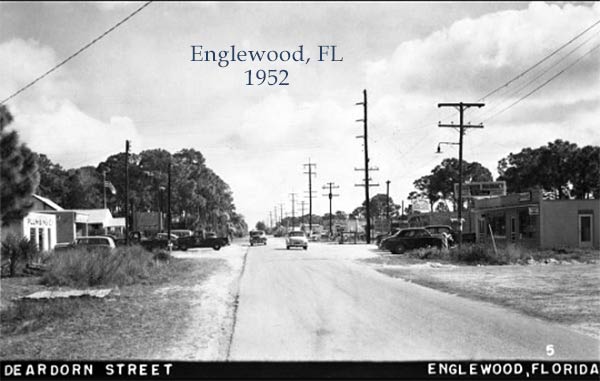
40;245;171;288
373;244;599;266
0;257;226;359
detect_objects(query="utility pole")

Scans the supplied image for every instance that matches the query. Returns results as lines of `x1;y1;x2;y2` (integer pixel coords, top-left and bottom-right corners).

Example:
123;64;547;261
355;89;379;243
269;211;273;229
299;200;306;226
289;192;297;228
322;182;340;237
303;159;317;232
167;161;172;251
279;203;284;230
438;102;485;248
386;180;391;232
274;206;278;225
103;170;107;210
125;140;130;246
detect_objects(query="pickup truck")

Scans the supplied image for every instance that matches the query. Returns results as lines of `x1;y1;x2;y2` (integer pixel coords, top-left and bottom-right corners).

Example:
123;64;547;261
176;230;228;251
383;228;445;254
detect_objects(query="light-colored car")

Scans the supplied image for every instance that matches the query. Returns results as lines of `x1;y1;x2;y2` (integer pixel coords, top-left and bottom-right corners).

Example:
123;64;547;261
286;231;308;250
55;236;116;252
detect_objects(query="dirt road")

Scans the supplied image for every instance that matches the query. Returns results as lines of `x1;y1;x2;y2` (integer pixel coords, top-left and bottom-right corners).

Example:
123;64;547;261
228;239;599;360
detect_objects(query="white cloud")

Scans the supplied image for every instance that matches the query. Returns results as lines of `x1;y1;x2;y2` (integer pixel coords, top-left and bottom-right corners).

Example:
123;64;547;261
0;38;142;168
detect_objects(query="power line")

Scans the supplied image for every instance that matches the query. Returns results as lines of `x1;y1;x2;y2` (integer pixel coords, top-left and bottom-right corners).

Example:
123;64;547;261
1;1;153;105
474;31;600;122
484;43;600;123
478;18;600;102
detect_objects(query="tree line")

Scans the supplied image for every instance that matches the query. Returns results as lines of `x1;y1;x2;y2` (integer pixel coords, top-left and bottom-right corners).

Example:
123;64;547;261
1;105;247;235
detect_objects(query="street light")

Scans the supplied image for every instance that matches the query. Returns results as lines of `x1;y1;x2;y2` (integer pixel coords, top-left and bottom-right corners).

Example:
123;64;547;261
436;142;460;154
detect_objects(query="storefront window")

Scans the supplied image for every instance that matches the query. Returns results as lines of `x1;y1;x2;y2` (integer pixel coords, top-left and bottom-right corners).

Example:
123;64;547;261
30;228;37;248
519;209;537;239
487;212;506;237
38;229;44;251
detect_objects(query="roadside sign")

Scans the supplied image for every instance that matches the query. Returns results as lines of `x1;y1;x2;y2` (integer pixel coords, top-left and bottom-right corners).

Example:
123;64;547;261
412;198;430;213
454;181;506;199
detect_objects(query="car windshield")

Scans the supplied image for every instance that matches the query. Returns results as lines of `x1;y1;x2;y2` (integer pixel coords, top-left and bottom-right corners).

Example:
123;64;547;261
251;231;263;236
289;231;305;237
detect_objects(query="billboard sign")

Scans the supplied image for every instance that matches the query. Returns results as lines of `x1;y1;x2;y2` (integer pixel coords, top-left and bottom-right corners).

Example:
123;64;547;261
454;181;506;199
412;198;431;213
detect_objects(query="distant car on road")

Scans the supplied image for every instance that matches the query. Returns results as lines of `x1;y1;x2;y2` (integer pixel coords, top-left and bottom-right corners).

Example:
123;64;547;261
286;231;308;250
249;230;267;246
384;228;444;254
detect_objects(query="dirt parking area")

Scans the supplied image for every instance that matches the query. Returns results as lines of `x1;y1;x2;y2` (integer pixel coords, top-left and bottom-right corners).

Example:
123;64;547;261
365;254;600;339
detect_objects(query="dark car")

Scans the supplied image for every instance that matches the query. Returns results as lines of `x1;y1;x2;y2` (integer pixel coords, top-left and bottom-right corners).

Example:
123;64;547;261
249;230;267;246
176;230;226;251
424;225;455;247
384;228;444;254
376;228;400;248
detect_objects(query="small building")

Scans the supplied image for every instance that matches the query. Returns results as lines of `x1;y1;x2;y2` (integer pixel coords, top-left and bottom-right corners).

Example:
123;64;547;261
32;195;89;244
473;189;599;249
72;209;125;236
1;212;57;251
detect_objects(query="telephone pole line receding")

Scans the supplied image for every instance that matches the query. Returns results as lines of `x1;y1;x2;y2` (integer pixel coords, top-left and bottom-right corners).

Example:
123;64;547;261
322;182;340;237
299;200;306;225
438;102;485;248
289;192;298;228
125;140;130;246
303;159;317;232
355;89;379;244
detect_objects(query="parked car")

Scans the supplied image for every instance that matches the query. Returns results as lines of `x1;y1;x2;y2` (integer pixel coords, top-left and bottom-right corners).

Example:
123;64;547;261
249;230;267;246
286;231;308;250
176;230;227;251
376;228;401;248
384;228;444;254
56;236;116;252
424;225;455;247
171;229;194;238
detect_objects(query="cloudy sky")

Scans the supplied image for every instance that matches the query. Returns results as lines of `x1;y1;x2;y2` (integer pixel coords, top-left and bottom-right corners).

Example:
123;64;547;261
1;1;599;226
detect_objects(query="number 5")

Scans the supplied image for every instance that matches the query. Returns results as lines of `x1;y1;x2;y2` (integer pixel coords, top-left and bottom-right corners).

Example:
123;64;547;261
546;345;554;356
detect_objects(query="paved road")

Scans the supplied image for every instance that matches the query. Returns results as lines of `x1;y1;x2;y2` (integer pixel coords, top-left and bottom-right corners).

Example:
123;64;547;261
228;238;599;361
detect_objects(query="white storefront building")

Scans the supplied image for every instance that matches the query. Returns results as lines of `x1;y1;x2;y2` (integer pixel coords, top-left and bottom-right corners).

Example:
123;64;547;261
2;211;57;251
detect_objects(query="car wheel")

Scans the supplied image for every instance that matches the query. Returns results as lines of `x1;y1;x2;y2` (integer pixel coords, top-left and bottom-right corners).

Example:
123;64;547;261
180;245;187;251
286;246;290;250
391;244;405;255
250;242;254;246
303;246;307;250
213;244;221;251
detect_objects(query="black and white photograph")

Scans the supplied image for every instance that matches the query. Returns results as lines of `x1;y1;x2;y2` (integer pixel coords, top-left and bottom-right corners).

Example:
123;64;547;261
1;1;599;380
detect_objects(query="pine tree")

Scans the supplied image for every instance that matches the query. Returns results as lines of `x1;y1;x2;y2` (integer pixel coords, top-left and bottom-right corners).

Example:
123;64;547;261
0;105;40;226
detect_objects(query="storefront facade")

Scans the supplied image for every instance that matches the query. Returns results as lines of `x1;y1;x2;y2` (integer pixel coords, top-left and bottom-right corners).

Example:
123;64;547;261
1;212;57;251
474;190;599;249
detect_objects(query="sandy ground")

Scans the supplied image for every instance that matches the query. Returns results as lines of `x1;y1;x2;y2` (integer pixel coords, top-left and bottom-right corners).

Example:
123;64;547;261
229;238;599;360
153;244;247;360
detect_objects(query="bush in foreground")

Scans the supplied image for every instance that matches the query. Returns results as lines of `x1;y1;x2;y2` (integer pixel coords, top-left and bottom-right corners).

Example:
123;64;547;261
405;244;508;265
41;245;171;288
1;234;39;277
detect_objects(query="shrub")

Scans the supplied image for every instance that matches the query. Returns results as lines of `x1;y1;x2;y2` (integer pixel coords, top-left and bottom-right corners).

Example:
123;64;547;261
449;244;507;265
41;245;162;287
1;234;39;277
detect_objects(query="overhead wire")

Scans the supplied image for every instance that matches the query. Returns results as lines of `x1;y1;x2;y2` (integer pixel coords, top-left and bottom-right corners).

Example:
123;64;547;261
1;1;153;105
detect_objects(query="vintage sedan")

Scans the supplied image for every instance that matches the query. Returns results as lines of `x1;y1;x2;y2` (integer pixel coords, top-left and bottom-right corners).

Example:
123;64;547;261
249;230;267;246
384;228;444;254
286;230;308;250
